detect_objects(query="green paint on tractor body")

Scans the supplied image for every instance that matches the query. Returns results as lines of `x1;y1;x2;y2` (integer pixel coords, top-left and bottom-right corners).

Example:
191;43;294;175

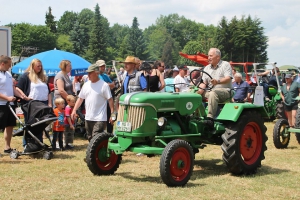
108;91;267;155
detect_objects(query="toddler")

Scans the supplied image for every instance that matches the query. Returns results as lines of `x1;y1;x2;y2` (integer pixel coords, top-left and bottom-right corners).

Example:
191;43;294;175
64;95;76;149
52;98;65;151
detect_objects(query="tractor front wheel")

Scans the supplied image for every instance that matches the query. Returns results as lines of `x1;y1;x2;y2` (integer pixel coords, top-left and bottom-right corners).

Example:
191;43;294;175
221;111;268;174
273;118;290;148
160;140;194;187
86;132;122;175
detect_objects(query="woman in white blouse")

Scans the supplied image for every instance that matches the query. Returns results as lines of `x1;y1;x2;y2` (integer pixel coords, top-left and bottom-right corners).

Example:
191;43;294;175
16;58;52;147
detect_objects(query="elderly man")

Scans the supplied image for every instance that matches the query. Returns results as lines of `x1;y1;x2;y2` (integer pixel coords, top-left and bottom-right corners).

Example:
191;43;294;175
197;48;233;127
232;72;251;102
174;65;190;92
122;56;147;94
71;64;114;141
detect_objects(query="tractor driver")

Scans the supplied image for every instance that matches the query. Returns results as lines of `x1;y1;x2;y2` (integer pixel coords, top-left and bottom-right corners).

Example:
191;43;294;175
197;48;233;128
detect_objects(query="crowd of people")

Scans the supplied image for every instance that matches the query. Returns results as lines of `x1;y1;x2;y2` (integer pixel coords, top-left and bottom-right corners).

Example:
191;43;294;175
1;47;300;154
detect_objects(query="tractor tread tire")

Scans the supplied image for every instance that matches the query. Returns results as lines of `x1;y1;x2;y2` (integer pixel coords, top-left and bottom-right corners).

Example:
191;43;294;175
86;132;122;176
160;139;194;187
294;108;300;144
273;118;290;148
221;110;268;175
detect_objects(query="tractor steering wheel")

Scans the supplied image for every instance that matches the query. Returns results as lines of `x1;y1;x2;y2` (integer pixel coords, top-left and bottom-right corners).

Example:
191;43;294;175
189;69;214;91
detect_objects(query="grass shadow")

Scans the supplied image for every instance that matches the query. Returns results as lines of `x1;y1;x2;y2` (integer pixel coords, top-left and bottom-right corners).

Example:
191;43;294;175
72;144;88;152
53;153;76;159
117;172;204;187
193;158;291;178
120;159;138;164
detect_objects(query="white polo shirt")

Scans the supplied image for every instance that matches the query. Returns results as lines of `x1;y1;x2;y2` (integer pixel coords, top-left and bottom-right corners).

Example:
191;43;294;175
0;71;14;105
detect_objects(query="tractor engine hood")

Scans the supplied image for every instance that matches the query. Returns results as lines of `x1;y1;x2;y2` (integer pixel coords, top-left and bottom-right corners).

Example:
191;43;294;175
119;92;202;115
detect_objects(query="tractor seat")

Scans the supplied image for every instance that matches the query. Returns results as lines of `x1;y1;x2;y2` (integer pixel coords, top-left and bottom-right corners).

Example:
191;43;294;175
268;85;278;96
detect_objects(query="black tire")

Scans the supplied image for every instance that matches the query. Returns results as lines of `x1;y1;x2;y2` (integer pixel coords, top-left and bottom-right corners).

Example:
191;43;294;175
221;111;268;175
276;101;287;120
273;119;290;148
294;108;300;144
86;132;122;175
160;139;194;187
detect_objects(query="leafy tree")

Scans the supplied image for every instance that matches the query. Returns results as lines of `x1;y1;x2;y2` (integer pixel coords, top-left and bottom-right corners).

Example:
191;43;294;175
45;6;57;33
69;8;94;56
56;34;73;52
85;3;107;62
215;15;268;63
161;39;173;67
57;11;78;35
127;17;147;59
10;23;56;55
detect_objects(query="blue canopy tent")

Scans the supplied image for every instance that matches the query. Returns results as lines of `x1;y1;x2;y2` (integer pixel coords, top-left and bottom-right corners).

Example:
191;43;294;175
12;49;91;76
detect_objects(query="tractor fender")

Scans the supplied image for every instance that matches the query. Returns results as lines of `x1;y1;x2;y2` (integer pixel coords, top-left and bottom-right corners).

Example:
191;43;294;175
217;103;268;122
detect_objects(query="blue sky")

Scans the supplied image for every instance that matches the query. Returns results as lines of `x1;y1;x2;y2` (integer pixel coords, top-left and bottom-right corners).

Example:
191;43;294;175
1;0;299;67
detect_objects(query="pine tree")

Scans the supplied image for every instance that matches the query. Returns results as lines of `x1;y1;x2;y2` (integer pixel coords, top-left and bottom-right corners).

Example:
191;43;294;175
161;39;173;67
86;4;107;62
45;7;57;33
127;17;147;59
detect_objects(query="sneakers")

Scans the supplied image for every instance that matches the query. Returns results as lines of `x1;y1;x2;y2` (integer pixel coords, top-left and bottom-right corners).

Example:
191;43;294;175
4;148;13;154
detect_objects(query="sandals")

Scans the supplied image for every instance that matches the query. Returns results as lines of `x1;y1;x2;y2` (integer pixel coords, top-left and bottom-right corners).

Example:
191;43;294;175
4;148;13;154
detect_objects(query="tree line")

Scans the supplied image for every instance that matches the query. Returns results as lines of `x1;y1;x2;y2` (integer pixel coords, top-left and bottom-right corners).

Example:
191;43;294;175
6;4;268;67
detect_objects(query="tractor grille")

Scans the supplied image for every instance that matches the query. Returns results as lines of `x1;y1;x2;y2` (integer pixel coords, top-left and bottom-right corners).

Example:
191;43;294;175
117;105;146;131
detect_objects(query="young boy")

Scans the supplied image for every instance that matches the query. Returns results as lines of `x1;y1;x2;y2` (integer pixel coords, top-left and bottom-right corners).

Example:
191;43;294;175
52;98;65;151
64;95;76;149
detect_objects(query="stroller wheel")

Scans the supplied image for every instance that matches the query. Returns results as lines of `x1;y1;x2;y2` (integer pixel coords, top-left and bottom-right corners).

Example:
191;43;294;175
43;151;53;160
10;150;19;159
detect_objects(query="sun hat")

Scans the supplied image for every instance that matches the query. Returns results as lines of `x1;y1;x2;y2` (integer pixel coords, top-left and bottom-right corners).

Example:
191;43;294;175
95;60;106;67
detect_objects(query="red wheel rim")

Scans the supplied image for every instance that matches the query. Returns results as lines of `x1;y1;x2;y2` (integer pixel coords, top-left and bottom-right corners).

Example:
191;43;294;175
95;140;118;170
239;122;262;165
170;147;191;181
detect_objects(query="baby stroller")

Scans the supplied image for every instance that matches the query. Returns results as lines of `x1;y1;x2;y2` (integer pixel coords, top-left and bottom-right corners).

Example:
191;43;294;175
7;100;57;160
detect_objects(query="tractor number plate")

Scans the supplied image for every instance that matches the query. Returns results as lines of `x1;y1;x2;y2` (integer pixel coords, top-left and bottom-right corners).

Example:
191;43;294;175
117;121;132;132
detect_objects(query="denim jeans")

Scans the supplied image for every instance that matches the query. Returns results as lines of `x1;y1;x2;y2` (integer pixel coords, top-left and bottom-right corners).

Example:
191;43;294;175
52;131;63;149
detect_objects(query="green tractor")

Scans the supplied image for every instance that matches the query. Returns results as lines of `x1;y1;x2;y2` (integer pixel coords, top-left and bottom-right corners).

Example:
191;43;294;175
85;71;268;187
250;62;286;121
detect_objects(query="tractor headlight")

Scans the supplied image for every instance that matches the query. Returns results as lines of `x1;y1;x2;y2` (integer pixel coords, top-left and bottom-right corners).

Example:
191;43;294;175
158;117;167;127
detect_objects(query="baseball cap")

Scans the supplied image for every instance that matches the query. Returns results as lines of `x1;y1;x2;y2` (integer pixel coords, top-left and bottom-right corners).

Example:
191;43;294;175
95;60;106;67
178;65;189;70
285;74;292;79
173;66;179;71
86;64;100;73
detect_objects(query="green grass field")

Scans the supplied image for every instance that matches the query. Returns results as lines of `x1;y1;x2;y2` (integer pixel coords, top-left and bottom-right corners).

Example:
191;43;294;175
0;122;299;200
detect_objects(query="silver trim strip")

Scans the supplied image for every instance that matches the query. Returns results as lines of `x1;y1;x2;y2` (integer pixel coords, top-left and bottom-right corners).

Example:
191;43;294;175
124;91;145;105
157;108;176;111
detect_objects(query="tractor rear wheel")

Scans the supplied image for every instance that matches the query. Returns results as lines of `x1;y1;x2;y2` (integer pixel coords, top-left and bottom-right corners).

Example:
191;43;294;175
221;111;268;174
276;101;287;120
273;119;290;148
294;108;300;144
160;140;194;187
86;132;122;175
